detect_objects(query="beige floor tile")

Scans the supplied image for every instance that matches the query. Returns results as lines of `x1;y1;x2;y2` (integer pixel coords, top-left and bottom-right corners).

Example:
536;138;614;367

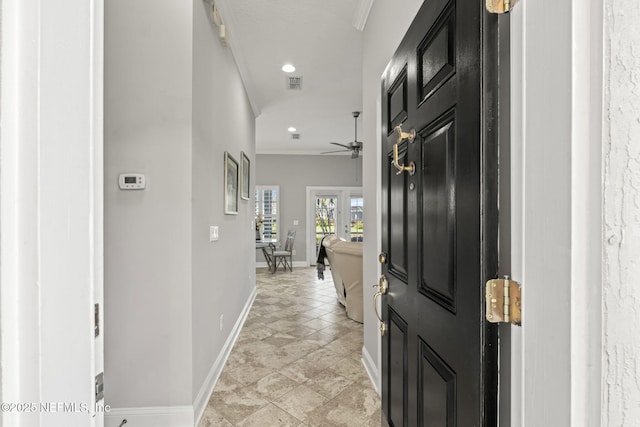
306;383;381;427
253;372;300;400
224;363;277;387
280;356;327;383
303;317;336;330
329;357;369;382
198;406;233;427
200;267;380;427
261;332;299;347
209;388;270;425
273;384;328;422
302;330;339;347
304;368;355;399
236;403;302;427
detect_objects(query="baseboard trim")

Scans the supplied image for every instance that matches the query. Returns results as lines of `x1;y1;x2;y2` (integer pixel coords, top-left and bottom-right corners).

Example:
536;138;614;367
105;287;257;427
193;286;257;425
105;406;193;427
362;345;381;396
256;261;308;269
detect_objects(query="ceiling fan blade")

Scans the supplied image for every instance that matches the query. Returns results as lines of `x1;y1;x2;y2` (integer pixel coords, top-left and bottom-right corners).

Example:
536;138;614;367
320;149;350;154
329;142;351;149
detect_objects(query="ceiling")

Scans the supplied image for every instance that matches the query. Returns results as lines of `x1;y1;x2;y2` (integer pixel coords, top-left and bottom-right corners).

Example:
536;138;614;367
215;0;372;155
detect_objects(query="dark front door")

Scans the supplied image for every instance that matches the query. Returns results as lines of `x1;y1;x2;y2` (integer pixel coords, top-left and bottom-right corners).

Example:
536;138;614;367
380;0;501;426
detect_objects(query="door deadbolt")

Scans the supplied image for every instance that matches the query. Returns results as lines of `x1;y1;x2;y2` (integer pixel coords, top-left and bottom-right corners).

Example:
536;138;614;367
379;252;387;264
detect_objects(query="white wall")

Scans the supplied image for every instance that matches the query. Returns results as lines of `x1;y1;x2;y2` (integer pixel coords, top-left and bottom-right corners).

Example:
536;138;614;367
603;0;640;424
255;154;362;264
191;0;256;413
360;0;424;391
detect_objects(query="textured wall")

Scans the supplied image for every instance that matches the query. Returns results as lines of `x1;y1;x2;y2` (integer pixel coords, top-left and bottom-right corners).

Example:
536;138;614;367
603;0;640;424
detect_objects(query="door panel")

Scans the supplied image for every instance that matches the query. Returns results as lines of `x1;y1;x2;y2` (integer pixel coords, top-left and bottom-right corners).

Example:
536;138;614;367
418;3;456;103
388;309;408;427
420;112;456;312
387;147;409;282
418;339;456;427
387;69;408;132
381;0;500;425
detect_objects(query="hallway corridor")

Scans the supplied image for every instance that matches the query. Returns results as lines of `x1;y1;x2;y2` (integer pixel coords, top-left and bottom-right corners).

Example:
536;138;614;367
199;268;381;426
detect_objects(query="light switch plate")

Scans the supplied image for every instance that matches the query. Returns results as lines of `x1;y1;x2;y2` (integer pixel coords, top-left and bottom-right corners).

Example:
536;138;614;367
293;220;299;226
210;226;219;242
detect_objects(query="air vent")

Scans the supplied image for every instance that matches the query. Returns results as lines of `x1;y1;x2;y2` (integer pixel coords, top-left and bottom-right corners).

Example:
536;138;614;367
291;133;301;140
286;76;303;90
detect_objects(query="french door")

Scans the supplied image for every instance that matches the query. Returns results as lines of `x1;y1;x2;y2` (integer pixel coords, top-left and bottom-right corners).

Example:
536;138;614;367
307;187;362;264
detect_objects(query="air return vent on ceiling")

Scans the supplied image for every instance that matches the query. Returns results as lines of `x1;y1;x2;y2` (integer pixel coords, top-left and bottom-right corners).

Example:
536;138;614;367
291;133;301;140
286;76;303;90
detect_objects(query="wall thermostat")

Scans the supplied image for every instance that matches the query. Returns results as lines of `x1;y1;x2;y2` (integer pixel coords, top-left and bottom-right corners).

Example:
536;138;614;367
118;173;146;190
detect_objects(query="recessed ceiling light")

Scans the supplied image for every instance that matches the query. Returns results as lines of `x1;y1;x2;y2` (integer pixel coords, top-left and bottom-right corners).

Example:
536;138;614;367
287;127;297;132
281;64;296;73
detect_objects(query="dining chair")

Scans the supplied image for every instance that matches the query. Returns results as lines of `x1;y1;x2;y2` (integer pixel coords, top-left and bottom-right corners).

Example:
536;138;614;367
271;230;296;272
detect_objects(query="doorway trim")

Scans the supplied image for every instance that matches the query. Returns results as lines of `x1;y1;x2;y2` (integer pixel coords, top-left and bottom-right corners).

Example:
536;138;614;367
508;0;604;424
0;1;104;425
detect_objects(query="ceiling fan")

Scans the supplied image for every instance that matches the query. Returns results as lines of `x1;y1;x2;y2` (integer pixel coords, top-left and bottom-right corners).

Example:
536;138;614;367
321;111;363;159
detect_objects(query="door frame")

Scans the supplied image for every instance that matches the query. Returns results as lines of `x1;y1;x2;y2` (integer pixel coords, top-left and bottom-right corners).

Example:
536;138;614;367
508;0;604;425
0;1;104;425
305;186;363;266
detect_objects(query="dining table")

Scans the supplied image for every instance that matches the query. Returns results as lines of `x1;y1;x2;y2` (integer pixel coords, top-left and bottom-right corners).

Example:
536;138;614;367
256;238;278;272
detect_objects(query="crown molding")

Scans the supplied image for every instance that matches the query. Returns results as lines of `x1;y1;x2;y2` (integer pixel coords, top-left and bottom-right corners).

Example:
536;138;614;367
352;0;375;31
212;0;262;117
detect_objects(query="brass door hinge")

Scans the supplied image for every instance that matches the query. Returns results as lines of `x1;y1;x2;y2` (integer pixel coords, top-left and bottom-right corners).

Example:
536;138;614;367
485;277;521;326
486;0;518;14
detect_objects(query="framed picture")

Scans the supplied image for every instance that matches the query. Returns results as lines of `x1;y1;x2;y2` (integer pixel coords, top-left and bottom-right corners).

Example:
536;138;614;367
224;152;239;215
240;152;250;201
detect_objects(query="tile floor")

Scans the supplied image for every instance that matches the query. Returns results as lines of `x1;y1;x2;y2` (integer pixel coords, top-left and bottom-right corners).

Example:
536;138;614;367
199;267;382;427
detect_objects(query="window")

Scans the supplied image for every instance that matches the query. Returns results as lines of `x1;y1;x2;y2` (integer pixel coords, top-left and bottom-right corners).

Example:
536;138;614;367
350;195;363;242
255;186;279;240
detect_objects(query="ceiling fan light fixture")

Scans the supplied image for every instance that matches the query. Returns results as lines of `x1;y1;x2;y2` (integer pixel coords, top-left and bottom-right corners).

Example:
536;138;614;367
320;112;363;159
287;127;297;132
281;64;296;73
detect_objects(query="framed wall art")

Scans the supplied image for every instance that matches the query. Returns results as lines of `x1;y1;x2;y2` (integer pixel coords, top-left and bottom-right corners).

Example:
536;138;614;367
240;151;250;201
224;152;239;214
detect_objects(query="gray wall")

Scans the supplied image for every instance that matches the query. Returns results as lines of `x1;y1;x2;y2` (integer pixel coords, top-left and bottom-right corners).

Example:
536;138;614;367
105;0;194;408
191;0;256;403
105;0;256;413
255;154;362;264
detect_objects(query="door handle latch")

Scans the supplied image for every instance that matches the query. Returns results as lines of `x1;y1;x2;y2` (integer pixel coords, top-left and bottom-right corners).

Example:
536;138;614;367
373;275;389;335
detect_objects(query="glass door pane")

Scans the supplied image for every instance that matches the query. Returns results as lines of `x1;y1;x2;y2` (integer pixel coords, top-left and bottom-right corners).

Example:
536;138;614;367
315;196;337;256
349;195;364;242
